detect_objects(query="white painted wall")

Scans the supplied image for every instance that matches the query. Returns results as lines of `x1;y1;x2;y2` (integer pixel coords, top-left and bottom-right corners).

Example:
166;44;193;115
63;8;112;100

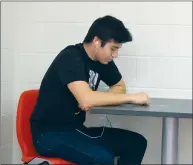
1;2;192;164
1;2;16;163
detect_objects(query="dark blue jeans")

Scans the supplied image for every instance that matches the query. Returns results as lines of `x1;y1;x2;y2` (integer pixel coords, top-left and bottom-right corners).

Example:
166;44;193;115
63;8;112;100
33;125;147;165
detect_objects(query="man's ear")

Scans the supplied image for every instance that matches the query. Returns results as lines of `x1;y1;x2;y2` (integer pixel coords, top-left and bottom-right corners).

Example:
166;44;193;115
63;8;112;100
93;36;102;47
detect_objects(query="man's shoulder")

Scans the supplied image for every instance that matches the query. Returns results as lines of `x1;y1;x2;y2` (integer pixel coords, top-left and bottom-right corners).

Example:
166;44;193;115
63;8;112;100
52;43;86;71
57;43;83;60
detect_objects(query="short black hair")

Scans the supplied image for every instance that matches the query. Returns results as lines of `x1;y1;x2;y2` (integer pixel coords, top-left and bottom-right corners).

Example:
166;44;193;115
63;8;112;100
83;15;132;46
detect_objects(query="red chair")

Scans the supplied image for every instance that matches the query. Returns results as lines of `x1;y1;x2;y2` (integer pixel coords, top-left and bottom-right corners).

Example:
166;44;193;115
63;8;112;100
16;89;75;164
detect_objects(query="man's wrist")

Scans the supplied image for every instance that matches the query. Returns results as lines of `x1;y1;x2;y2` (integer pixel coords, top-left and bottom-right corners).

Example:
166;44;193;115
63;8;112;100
126;93;135;103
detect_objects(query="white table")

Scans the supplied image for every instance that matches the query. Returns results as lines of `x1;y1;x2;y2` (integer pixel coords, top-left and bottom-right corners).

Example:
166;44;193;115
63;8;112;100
90;98;192;164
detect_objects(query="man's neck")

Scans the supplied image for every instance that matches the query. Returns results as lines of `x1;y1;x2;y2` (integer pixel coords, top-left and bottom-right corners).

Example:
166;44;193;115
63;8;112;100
83;43;97;61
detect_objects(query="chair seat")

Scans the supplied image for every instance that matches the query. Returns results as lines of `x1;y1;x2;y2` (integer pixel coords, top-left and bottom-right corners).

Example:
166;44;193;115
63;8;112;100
25;156;75;164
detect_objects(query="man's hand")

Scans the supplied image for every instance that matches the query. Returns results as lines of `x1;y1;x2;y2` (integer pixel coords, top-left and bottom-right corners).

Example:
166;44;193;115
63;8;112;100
108;79;150;105
130;92;150;105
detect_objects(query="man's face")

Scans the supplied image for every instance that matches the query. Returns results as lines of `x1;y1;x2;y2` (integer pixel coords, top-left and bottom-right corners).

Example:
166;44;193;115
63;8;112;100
96;41;121;64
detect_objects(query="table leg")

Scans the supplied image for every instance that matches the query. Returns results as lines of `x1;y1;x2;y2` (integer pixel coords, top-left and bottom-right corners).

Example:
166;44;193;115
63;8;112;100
161;117;179;164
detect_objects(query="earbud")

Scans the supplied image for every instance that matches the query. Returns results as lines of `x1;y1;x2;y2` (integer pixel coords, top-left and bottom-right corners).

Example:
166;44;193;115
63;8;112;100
96;41;99;48
94;41;99;56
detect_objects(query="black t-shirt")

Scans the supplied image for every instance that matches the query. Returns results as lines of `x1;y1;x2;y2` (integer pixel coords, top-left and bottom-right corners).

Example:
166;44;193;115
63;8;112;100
30;43;122;138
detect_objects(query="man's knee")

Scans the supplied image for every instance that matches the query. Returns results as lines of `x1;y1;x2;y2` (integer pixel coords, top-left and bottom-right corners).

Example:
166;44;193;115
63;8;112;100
125;130;147;152
136;133;147;152
141;134;147;148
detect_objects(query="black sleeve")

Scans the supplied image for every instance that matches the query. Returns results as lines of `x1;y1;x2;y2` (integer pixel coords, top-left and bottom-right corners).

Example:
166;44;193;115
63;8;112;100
100;60;122;87
55;49;87;86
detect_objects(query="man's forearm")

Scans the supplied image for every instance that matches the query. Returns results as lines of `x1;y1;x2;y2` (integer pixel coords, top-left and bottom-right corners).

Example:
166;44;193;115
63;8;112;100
78;87;149;111
84;90;132;108
79;86;128;111
107;85;127;94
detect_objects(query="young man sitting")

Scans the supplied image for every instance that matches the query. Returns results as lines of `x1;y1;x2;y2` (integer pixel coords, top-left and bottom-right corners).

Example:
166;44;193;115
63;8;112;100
30;15;149;165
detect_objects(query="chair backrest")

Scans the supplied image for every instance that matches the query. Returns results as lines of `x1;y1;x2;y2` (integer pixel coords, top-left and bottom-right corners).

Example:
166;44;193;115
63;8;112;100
16;89;39;161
